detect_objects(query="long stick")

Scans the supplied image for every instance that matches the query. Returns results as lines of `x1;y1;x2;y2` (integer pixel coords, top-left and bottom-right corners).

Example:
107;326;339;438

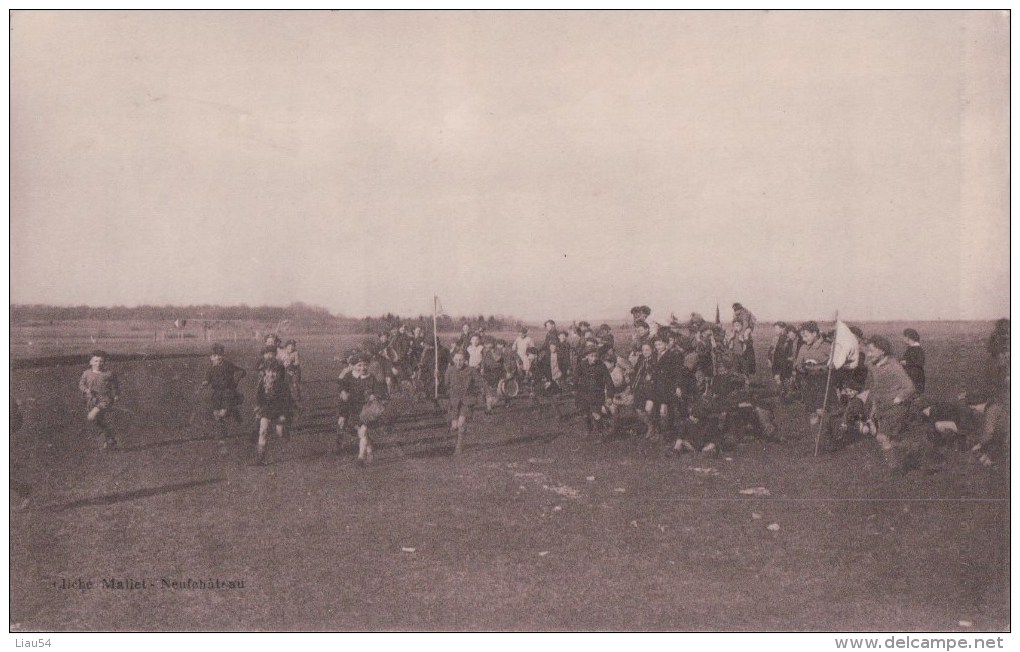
813;310;839;457
433;296;440;400
706;329;718;397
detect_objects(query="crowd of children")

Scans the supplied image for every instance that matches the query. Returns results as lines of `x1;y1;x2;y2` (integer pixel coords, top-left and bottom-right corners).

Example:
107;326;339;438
69;310;1009;474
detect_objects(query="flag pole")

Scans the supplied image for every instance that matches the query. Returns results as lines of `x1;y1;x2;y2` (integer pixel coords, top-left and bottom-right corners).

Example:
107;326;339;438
433;296;440;400
814;310;839;457
708;329;718;397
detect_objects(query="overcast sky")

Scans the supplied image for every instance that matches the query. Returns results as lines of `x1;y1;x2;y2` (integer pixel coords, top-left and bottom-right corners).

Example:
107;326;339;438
10;11;1010;321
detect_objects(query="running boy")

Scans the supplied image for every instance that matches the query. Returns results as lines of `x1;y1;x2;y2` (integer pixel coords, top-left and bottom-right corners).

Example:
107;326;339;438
336;353;386;465
278;339;302;403
78;350;120;450
202;343;246;437
253;347;294;465
444;350;485;455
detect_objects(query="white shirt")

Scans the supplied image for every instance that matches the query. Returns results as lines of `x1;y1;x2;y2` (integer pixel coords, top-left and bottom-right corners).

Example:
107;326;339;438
513;336;534;368
466;344;484;368
645;313;661;336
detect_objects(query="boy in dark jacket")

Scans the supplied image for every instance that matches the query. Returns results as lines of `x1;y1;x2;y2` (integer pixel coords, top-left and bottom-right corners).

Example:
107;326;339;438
900;328;926;394
336;353;386;465
444;350;485;455
78;350;121;450
254;353;294;465
575;344;613;435
202;343;246;438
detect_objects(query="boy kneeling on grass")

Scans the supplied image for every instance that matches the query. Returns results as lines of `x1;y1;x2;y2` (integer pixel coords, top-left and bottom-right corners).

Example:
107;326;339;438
860;336;936;473
920;391;1009;467
444;350;485;455
336;353;386;466
78;350;120;451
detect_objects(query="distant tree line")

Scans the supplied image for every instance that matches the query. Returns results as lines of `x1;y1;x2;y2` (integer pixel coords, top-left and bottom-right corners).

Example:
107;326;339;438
10;302;337;325
359;313;524;335
10;304;523;334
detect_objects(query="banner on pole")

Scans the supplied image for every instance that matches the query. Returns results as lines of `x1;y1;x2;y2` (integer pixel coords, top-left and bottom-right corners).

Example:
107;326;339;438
831;319;860;370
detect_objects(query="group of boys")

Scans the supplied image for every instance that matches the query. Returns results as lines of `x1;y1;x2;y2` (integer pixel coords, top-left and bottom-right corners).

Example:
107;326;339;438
562;304;780;454
72;309;1009;474
766;318;1011;472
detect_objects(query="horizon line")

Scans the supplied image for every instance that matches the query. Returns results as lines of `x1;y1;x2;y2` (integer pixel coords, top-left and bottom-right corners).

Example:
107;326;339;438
8;303;1006;325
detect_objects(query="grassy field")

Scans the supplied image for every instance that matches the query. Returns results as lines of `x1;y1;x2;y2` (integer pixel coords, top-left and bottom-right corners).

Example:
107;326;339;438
8;321;1009;631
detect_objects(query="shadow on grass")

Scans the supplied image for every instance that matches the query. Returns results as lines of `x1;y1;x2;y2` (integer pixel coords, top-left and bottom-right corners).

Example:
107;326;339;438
44;477;226;512
407;444;457;458
120;428;256;452
402;429;565;459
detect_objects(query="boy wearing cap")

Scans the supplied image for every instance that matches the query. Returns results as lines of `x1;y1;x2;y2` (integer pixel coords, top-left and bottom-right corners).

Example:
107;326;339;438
900;329;926;394
78;350;121;450
863;335;920;471
630;305;660;337
575;344;614;435
795;321;834;426
202;344;246;437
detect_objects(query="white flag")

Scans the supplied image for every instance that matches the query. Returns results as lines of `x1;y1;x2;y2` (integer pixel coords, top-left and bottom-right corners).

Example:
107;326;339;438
831;319;860;370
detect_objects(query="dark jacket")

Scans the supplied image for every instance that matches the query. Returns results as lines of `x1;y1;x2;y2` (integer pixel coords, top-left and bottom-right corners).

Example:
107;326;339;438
575;358;613;404
445;365;484;405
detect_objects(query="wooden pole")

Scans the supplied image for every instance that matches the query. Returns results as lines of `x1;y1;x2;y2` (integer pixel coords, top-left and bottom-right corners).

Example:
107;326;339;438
813;310;839;457
707;332;718;397
433;296;440;400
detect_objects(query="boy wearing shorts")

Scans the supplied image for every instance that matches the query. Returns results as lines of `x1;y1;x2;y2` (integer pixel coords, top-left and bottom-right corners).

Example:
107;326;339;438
336;353;386;465
444;350;485;455
254;351;294;465
202;343;246;437
78;350;120;450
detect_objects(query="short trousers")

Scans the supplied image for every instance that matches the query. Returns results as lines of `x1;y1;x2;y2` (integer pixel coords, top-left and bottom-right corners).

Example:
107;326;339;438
448;399;474;422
